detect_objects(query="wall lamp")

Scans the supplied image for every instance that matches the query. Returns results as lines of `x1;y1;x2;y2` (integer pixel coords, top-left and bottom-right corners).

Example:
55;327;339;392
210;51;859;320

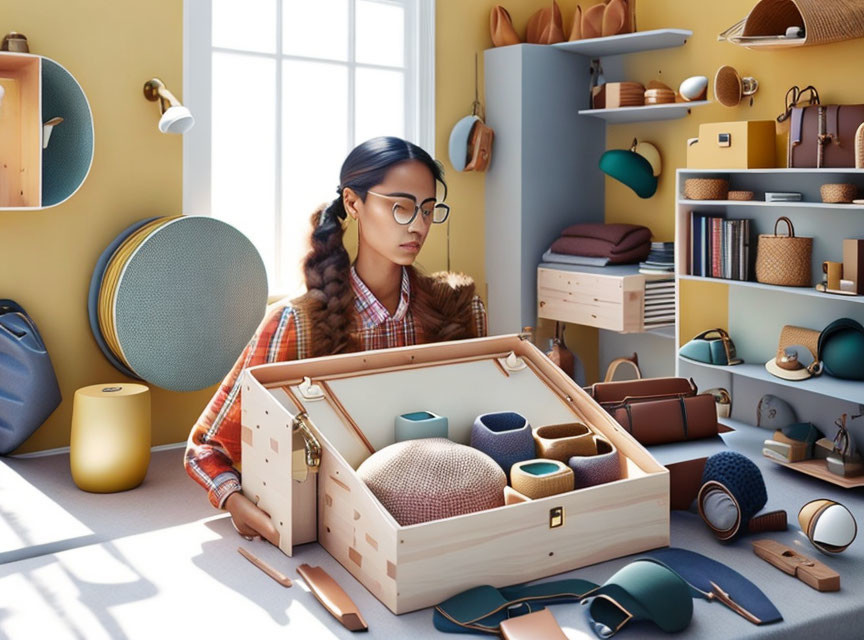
143;77;195;134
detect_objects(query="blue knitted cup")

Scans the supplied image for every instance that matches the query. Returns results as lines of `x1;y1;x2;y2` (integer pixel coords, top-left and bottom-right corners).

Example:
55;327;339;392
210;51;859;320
470;411;535;475
568;436;621;489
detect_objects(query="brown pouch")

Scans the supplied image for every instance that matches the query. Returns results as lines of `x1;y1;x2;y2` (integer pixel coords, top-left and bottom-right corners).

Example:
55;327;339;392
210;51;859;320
612;393;719;445
490;6;521;47
789;104;864;168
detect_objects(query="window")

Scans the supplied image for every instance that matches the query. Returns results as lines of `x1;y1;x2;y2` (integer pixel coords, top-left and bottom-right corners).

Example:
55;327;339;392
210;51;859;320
184;0;435;296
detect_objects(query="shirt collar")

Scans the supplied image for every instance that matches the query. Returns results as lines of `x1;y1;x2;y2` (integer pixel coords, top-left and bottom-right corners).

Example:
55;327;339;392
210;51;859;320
350;265;411;327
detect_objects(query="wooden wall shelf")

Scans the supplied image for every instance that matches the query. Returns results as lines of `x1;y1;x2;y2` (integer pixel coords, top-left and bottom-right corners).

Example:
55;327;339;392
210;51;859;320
0;52;94;210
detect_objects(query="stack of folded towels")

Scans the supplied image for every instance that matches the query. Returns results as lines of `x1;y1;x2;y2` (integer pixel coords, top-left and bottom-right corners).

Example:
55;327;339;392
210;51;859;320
542;223;652;267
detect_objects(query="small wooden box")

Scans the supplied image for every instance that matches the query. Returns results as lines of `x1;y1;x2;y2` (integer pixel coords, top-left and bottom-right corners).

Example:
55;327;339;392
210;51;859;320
0;52;41;208
591;82;644;109
686;120;776;169
243;335;669;614
537;265;652;332
843;238;864;293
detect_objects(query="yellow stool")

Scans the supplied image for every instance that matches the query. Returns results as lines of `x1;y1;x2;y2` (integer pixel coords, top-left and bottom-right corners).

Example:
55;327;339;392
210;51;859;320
70;383;151;492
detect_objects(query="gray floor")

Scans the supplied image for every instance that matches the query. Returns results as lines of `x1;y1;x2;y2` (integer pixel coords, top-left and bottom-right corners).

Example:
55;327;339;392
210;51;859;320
1;428;863;639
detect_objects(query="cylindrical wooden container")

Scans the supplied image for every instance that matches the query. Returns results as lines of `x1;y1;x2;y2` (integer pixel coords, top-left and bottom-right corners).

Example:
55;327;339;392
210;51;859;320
70;383;151;492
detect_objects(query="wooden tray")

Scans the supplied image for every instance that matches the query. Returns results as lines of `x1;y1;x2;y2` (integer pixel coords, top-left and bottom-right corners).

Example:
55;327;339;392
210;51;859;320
763;454;864;489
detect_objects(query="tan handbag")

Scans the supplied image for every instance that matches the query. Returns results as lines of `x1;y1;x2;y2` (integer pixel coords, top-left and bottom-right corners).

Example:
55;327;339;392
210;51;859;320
489;6;521;47
755;216;813;286
526;1;565;45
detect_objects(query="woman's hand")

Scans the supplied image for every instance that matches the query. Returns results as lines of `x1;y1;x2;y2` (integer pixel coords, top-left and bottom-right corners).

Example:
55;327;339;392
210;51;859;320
225;492;280;545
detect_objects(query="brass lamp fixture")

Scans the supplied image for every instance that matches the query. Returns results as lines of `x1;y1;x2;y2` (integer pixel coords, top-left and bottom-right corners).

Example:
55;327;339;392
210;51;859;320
143;77;195;134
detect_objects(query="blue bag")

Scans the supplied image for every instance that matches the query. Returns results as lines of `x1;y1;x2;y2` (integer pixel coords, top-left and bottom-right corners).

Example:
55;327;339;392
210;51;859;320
0;300;62;454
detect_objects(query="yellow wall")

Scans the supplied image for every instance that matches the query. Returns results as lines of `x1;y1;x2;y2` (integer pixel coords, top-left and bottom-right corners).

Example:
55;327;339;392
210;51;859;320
435;0;601;382
0;0;215;453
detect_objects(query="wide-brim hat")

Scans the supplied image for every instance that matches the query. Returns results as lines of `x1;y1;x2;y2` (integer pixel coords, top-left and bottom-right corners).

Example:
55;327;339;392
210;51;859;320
765;325;820;381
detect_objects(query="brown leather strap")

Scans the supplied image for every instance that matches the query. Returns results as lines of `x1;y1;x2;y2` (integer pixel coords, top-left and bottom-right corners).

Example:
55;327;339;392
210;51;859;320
603;353;641;382
827;105;840;144
773;216;795;237
817;106;826;168
748;510;788;534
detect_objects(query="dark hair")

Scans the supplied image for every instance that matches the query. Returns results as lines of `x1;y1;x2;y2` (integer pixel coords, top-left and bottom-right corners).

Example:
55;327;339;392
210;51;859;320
301;136;447;356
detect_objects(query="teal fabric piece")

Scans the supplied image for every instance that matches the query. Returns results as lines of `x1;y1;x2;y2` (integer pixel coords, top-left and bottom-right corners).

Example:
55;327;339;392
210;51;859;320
41;57;94;207
782;422;822;444
599;150;658;198
522;462;560;476
709;340;729;365
586;560;694;635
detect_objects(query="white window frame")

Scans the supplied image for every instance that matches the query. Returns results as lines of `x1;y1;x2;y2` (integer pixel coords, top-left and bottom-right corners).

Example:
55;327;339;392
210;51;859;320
182;0;436;293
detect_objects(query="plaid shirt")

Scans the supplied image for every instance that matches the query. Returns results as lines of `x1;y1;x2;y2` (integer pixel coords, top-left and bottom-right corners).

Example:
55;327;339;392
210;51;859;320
185;266;487;508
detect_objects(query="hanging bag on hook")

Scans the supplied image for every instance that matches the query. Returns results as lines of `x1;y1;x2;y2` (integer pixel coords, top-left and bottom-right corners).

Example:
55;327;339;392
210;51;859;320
448;54;494;172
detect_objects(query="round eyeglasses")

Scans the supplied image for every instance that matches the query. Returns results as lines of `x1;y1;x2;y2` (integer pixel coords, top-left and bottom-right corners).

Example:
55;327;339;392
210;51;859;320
366;190;450;225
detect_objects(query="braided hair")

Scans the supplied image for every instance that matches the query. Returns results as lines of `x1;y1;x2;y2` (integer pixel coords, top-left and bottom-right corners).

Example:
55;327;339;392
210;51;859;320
300;137;447;357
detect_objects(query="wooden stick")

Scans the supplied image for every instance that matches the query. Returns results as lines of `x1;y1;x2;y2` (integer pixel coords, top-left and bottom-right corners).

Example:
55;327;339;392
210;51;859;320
238;546;293;587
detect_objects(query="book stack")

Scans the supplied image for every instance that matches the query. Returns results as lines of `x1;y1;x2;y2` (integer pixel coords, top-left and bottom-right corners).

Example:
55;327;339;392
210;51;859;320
639;241;675;275
643;278;675;328
690;212;751;280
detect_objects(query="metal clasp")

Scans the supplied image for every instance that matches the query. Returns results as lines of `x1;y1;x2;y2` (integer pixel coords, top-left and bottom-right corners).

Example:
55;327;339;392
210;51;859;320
550;506;565;528
293;411;321;473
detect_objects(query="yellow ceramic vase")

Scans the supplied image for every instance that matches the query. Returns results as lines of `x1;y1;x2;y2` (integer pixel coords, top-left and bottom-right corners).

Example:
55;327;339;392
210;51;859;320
70;383;151;492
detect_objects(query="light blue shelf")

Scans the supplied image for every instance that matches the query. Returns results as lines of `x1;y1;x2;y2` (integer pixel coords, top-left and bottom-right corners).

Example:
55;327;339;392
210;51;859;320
579;100;709;123
679;357;864;404
678;275;864;304
552;28;692;57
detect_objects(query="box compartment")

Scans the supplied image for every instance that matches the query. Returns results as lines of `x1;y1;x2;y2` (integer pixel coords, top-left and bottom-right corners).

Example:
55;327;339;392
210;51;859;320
243;335;669;614
0;53;41;208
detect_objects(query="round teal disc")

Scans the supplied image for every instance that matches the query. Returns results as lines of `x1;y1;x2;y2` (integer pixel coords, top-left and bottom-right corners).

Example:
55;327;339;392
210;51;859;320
113;216;268;391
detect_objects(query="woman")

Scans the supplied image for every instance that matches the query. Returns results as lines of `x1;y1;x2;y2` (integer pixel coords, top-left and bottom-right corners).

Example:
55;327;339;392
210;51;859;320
185;136;487;543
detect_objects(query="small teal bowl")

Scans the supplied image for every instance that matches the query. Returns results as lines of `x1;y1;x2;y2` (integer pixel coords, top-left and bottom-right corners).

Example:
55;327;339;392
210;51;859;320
394;411;449;442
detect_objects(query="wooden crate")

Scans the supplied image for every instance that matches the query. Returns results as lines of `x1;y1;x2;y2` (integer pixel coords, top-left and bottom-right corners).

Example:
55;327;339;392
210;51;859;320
0;53;41;208
537;265;652;332
242;335;669;614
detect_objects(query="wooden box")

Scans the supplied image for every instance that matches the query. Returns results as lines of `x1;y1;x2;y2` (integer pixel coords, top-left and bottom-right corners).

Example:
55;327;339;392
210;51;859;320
537;265;653;333
0;53;41;208
591;82;644;109
242;335;669;614
686;120;776;169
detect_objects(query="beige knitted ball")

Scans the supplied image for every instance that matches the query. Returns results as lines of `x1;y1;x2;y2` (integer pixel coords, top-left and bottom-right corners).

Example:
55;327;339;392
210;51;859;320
357;438;507;526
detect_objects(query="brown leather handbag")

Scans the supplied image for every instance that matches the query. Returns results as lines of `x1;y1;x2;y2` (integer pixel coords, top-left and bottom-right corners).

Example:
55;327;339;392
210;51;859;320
788;104;864;168
586;377;719;445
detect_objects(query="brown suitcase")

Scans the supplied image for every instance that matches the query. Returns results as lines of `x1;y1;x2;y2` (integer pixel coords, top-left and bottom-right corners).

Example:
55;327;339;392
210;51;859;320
789;104;864;168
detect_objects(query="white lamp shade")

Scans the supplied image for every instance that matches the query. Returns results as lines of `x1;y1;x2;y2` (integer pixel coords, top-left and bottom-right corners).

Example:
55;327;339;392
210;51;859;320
159;105;195;134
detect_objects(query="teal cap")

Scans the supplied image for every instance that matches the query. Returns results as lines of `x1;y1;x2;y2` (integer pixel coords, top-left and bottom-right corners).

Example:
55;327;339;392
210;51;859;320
599;149;658;198
819;318;864;380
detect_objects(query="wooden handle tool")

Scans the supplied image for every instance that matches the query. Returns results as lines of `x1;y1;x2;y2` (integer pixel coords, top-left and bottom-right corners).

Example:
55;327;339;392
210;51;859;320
297;563;368;632
752;539;840;592
237;547;292;587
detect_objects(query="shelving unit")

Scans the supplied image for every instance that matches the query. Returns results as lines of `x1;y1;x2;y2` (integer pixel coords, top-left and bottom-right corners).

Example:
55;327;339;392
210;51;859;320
0;51;94;210
485;29;692;335
675;168;864;487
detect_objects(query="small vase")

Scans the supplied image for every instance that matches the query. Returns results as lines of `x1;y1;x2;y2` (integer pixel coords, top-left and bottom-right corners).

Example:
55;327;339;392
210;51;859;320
533;422;594;462
568;436;621;489
511;459;574;499
471;411;535;475
394;410;448;442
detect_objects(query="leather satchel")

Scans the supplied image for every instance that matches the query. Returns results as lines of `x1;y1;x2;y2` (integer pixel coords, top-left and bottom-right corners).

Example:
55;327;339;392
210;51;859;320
788;104;864;168
586;377;719;445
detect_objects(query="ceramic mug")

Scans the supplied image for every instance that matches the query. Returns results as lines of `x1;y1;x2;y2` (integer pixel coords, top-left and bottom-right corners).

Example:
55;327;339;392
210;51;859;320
471;411;535;475
533;422;594;462
510;459;574;499
568;436;621;489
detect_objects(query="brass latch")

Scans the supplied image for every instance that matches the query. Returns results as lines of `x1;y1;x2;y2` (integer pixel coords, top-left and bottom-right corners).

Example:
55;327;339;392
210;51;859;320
550;506;564;528
292;411;321;479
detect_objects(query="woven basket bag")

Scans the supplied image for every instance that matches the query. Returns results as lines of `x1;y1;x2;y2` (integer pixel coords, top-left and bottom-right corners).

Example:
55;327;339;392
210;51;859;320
756;216;813;286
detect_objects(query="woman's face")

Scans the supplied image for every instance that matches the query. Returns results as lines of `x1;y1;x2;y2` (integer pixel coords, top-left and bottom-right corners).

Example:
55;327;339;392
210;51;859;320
345;159;438;267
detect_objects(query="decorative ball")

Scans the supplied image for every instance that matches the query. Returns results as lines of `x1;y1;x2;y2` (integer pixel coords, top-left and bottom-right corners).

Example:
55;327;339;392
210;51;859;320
357;438;506;526
679;75;708;102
